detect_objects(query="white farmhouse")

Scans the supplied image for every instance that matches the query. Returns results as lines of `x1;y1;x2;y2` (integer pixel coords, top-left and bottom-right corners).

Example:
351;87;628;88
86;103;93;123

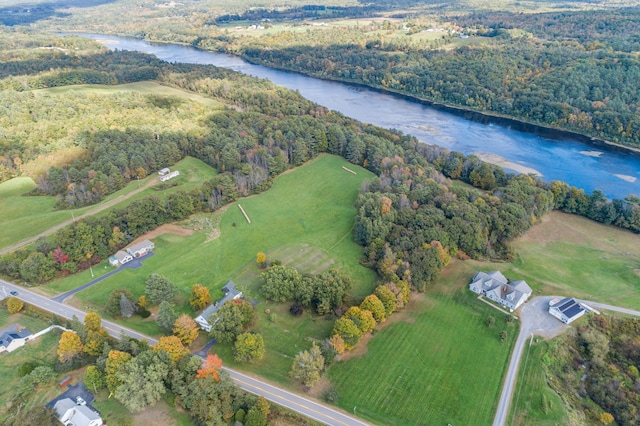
469;271;532;311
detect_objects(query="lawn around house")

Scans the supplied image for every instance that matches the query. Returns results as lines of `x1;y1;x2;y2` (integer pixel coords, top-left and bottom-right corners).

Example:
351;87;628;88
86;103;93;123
43;154;376;340
327;280;518;426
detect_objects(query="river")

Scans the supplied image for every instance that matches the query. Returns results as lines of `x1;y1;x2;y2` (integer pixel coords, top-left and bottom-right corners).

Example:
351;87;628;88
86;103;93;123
83;34;639;199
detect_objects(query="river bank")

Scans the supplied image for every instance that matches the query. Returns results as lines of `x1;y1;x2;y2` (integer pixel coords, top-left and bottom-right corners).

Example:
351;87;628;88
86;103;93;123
238;53;640;159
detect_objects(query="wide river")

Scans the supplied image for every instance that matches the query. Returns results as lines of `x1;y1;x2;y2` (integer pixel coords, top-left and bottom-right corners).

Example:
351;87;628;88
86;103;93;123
85;34;640;199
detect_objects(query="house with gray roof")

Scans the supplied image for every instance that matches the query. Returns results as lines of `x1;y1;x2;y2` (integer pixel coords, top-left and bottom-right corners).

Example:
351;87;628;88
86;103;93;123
108;250;133;266
54;398;103;426
0;328;32;354
125;239;154;258
548;297;586;324
195;281;243;332
469;271;532;311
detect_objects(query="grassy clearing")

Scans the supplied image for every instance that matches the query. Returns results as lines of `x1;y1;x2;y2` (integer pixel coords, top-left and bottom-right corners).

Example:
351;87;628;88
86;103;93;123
327;264;518;426
37;81;220;106
508;341;568;426
44;155;376;345
469;211;640;309
0;156;215;252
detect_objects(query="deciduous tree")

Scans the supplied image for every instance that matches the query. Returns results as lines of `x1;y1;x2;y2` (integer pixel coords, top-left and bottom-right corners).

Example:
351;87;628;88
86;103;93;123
360;294;386;323
84;329;109;357
332;317;362;350
209;300;254;343
234;332;265;364
290;343;325;388
57;331;83;364
84;312;102;332
105;350;132;393
173;314;199;346
189;283;210;311
115;350;171;412
196;354;223;381
154;335;189;362
7;296;23;313
83;365;105;392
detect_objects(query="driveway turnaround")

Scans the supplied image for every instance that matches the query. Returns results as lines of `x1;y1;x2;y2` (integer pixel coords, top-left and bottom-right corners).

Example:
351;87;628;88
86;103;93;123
493;297;640;426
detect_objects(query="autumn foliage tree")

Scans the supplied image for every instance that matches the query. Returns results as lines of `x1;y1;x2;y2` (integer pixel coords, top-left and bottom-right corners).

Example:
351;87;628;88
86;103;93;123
57;331;84;364
105;350;132;393
196;354;223;381
360;294;386;323
189;284;211;311
173;314;199;346
7;297;23;314
233;332;265;364
290;343;325;388
154;335;189;362
84;312;102;332
256;252;267;268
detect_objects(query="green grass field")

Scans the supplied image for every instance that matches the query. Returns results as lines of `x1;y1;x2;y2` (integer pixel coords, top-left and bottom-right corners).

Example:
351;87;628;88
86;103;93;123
0;156;216;252
468;211;640;310
508;341;568;426
327;276;518;426
43;154;376;343
38;81;219;107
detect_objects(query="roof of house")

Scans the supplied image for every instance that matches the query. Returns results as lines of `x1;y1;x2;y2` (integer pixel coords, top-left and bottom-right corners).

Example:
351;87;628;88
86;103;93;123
126;239;154;253
114;250;132;261
473;271;508;285
551;297;585;319
54;398;101;425
0;329;32;347
196;281;242;323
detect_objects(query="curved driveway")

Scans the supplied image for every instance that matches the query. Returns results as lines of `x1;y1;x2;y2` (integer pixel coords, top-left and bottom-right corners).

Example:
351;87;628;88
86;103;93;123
1;277;368;426
493;296;640;426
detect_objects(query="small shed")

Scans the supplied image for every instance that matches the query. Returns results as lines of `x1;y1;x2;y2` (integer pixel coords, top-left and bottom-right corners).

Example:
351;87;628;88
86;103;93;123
158;167;171;176
58;375;72;387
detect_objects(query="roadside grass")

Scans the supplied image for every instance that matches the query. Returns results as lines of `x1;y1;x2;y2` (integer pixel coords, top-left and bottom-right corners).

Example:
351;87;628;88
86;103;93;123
93;391;192;426
508;341;568;426
326;269;518;426
38;81;220;106
466;211;640;309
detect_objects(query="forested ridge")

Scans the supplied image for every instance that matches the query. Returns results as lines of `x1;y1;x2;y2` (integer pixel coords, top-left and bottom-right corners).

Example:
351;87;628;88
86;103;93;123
1;34;640;290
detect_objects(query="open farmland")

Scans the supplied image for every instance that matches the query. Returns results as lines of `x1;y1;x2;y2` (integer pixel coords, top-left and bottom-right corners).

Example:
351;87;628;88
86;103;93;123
327;278;518;426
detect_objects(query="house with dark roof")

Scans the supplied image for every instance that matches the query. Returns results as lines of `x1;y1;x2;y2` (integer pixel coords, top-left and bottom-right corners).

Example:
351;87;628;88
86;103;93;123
548;297;586;324
0;328;32;354
54;398;103;426
125;239;154;258
469;271;532;311
195;281;243;332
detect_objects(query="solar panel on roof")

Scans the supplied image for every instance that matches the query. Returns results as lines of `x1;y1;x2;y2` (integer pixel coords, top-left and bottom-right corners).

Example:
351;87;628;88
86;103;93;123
559;300;576;311
564;305;584;319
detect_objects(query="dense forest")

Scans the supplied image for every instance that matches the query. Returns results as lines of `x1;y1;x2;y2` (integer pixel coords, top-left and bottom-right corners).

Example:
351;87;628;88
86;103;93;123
547;315;640;426
1;34;639;289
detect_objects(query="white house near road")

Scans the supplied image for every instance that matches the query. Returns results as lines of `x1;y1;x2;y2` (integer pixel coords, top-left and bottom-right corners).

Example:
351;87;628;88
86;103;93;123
0;328;32;354
548;297;587;324
125;239;154;258
108;250;133;266
469;271;532;311
195;281;243;332
54;398;103;426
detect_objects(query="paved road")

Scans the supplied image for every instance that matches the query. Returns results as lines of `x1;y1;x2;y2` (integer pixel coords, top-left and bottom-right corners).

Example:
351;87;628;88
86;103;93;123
51;253;154;303
0;176;158;256
0;278;368;426
493;297;640;426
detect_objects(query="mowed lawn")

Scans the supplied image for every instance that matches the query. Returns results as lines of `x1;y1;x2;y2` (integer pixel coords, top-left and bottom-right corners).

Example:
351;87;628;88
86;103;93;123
328;280;518;426
44;154;376;331
472;211;640;310
508;341;568;426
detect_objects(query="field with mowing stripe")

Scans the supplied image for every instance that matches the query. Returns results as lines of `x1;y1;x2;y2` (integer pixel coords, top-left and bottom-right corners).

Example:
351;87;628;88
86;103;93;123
327;276;518;426
44;155;376;348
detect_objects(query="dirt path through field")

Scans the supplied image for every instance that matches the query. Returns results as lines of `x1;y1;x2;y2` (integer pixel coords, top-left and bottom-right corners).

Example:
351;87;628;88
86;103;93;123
0;177;159;255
